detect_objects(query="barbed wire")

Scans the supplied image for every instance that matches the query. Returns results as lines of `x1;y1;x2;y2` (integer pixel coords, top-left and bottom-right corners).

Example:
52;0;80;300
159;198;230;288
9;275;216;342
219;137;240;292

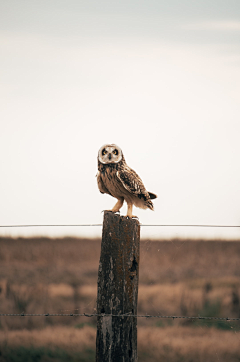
0;224;240;228
0;224;102;228
0;313;239;321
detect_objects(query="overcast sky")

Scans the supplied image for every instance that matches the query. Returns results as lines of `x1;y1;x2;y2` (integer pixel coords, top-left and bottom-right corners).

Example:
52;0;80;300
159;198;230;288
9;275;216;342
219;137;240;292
0;0;240;239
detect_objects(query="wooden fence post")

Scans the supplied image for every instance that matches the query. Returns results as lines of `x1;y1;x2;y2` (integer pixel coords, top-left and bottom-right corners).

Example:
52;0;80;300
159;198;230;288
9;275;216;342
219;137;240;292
96;211;140;362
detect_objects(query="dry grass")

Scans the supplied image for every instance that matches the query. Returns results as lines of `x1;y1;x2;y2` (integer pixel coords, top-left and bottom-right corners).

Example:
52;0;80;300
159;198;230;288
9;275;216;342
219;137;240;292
1;237;239;320
0;326;96;352
138;326;240;362
0;325;240;362
1;237;240;284
0;236;240;361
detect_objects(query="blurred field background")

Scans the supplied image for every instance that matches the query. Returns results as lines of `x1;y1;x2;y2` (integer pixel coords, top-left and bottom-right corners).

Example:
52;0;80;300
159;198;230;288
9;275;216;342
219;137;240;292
0;237;240;361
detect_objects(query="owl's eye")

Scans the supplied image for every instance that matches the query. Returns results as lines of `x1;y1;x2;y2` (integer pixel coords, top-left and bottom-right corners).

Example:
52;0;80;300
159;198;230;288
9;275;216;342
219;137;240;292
102;148;107;155
113;149;118;155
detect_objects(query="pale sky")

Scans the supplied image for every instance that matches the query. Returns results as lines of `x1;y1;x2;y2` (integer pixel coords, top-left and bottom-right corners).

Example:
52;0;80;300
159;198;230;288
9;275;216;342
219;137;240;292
0;0;240;239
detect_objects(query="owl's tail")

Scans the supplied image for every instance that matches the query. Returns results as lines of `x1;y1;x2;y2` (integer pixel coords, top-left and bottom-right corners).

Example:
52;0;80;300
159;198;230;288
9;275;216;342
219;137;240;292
145;198;154;211
145;191;157;210
135;191;156;210
148;192;157;200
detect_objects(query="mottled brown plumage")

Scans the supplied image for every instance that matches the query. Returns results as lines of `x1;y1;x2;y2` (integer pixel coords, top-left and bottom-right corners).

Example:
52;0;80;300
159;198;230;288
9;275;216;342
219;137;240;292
97;144;157;218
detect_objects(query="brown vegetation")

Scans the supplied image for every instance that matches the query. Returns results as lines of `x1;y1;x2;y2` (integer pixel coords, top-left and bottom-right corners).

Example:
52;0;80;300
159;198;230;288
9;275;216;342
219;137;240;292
0;236;240;361
1;325;240;362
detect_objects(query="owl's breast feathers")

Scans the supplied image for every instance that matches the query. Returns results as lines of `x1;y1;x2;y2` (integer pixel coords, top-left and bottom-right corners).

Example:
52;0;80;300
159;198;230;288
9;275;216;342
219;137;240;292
97;160;157;211
97;161;119;196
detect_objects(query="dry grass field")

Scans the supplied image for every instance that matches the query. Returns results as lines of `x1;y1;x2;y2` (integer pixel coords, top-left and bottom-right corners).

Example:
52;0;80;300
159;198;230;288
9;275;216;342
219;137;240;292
0;236;240;361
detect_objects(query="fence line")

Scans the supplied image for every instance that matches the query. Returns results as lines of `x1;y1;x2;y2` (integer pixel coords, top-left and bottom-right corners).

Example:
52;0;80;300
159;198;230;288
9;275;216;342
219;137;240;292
0;313;239;321
0;224;240;228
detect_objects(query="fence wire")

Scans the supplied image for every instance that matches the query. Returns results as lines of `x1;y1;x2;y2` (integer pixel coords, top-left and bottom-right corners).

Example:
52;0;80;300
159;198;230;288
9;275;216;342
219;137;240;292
0;313;239;321
0;224;240;228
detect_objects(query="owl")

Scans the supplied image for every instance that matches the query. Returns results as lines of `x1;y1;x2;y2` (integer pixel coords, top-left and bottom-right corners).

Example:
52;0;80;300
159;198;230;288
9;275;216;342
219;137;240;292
97;144;157;218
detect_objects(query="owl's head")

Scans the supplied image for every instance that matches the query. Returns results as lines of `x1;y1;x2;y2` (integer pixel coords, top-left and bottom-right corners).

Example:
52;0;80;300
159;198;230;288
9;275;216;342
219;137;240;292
98;144;123;164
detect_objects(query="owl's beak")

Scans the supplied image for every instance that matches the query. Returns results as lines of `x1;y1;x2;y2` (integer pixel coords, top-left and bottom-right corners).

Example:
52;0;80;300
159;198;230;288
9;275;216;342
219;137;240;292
108;154;112;160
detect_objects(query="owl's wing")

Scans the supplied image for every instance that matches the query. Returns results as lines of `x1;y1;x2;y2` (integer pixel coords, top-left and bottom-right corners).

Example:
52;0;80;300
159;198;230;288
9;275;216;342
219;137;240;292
97;171;111;195
116;167;148;199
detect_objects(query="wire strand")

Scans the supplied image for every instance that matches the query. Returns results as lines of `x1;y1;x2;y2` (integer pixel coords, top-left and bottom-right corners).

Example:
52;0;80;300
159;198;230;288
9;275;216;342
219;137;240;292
0;224;102;228
0;313;239;321
0;224;240;228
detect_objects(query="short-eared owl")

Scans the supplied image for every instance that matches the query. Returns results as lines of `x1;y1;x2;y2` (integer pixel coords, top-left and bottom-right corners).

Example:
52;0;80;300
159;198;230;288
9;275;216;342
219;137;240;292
97;144;157;218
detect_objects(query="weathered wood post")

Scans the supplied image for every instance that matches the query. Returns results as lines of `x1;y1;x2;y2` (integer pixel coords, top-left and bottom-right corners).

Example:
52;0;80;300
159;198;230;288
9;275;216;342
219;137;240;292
96;211;140;362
